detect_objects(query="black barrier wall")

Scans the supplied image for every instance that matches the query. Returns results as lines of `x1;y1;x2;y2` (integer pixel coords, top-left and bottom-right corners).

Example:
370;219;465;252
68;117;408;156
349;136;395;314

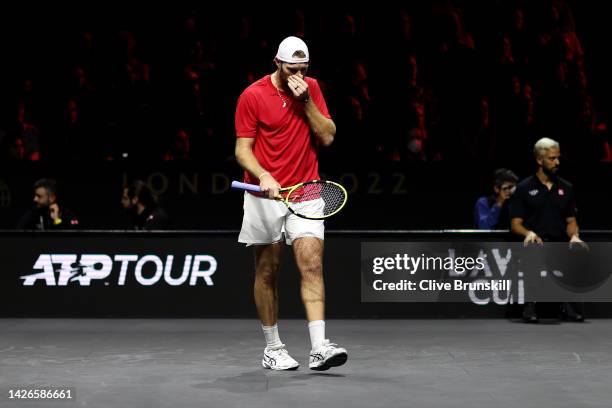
2;230;612;318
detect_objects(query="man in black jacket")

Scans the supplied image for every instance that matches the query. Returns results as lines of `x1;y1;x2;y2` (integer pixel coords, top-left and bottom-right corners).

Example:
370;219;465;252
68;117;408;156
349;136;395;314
17;178;79;230
121;180;170;230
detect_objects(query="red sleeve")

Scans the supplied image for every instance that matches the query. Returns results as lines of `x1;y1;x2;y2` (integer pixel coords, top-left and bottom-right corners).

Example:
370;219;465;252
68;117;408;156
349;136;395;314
235;90;258;138
308;78;331;119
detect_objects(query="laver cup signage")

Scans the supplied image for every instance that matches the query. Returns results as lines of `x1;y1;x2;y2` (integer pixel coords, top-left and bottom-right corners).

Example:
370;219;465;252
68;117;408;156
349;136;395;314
362;242;612;303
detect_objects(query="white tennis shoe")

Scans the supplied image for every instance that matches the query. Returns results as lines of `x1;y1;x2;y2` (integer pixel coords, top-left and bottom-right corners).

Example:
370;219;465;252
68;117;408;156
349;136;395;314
309;339;348;371
262;344;299;370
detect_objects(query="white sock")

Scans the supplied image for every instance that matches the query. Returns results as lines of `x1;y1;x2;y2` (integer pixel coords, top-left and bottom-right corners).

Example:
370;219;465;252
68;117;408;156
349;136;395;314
262;324;283;349
308;320;325;350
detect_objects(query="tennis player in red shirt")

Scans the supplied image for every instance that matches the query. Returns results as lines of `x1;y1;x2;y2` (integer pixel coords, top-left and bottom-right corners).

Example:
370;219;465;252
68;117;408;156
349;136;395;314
235;36;347;371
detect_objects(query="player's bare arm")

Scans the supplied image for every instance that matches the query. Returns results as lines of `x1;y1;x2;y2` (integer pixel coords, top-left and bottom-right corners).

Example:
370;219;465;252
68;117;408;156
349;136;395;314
287;75;336;146
235;138;281;199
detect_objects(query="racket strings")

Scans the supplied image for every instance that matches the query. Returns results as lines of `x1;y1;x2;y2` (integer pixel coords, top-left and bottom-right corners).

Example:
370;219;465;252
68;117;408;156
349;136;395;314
287;182;346;217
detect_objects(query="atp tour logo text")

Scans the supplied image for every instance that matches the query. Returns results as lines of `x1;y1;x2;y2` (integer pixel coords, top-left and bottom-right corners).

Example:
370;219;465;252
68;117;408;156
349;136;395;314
20;254;217;286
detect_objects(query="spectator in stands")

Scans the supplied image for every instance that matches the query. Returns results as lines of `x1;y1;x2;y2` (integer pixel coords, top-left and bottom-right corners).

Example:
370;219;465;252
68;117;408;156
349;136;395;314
7;137;26;160
121;180;170;230
163;128;192;161
16;179;79;230
0;4;601;166
3;103;41;161
474;169;519;229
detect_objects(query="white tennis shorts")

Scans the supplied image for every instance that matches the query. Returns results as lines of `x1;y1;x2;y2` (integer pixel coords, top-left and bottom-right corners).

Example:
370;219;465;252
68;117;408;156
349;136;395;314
238;192;325;246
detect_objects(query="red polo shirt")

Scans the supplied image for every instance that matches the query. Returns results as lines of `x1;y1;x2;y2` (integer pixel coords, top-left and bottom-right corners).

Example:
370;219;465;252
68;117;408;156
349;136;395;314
235;75;331;188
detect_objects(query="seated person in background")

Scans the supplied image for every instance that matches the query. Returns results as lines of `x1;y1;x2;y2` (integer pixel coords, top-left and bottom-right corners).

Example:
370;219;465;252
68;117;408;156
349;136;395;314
163;129;192;161
474;168;518;229
121;180;170;230
16;178;79;230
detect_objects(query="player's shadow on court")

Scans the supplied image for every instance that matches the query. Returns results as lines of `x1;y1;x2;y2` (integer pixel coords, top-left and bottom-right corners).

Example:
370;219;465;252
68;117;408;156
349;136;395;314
193;370;345;393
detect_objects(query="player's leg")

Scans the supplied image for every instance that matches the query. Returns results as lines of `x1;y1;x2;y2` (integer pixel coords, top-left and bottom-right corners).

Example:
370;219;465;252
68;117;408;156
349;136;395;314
253;243;282;327
292;237;325;322
285;199;327;323
239;192;298;370
290;232;347;371
253;243;298;370
253;243;299;370
239;192;285;325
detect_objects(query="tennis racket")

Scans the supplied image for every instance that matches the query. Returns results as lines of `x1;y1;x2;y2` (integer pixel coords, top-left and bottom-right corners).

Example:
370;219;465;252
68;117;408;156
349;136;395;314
231;179;348;220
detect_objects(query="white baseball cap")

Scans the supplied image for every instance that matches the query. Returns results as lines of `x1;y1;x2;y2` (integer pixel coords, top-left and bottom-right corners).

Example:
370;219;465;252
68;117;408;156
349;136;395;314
275;36;309;63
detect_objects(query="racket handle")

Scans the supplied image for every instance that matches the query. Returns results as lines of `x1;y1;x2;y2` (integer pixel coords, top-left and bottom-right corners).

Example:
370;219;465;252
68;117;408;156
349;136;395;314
231;181;262;193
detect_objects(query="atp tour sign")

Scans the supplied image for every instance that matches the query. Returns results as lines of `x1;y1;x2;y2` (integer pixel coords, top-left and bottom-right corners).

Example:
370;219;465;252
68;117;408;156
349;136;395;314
21;254;217;286
0;232;258;317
